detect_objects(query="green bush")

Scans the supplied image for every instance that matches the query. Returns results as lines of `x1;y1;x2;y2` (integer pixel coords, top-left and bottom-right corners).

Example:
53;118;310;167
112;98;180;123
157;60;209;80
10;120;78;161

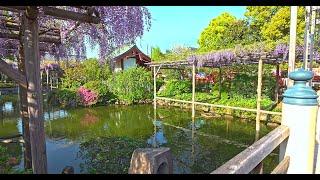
158;80;191;97
0;82;16;88
83;81;116;104
58;58;113;106
108;67;153;104
0;145;12;173
48;89;77;107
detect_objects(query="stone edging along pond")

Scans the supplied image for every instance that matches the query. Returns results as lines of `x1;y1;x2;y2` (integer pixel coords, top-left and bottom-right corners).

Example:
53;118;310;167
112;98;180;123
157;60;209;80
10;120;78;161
155;99;281;128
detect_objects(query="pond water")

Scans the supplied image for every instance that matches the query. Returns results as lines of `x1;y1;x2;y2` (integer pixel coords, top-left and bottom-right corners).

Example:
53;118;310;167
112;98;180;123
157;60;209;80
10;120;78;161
0;98;279;174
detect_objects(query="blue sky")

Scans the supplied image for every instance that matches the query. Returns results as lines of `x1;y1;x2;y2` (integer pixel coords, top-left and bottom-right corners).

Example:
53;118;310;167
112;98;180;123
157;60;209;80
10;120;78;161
86;6;246;58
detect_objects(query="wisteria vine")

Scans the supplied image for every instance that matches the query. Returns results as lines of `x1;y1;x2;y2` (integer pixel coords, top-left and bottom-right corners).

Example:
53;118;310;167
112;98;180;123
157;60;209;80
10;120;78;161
0;6;151;62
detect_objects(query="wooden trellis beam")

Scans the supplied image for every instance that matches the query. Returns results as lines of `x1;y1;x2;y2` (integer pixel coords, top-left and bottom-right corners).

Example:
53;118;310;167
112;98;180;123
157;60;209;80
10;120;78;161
0;59;27;88
0;31;61;43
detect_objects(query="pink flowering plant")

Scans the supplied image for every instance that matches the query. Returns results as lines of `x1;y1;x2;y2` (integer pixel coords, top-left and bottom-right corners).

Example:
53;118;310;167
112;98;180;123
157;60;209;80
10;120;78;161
77;86;99;106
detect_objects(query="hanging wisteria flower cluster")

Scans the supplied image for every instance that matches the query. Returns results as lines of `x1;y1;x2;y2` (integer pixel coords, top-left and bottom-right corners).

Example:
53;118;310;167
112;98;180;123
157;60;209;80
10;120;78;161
187;42;320;68
0;6;151;63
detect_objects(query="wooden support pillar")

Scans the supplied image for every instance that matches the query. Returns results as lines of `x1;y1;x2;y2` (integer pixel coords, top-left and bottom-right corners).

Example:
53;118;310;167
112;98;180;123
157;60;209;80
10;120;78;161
256;58;263;132
252;131;263;174
191;116;195;166
17;14;32;170
192;61;196;118
153;64;157;149
50;72;52;90
309;6;316;72
219;67;222;99
304;6;311;70
275;64;280;103
18;43;32;170
22;7;47;174
153;66;156;109
46;69;49;90
288;6;298;87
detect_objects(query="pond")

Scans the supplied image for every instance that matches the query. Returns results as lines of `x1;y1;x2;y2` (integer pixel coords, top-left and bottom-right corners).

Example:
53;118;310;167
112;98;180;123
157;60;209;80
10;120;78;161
0;97;279;174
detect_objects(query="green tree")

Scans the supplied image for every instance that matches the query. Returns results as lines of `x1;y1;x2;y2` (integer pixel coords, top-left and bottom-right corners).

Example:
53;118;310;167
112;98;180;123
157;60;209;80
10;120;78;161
151;46;164;61
245;6;305;45
198;12;250;52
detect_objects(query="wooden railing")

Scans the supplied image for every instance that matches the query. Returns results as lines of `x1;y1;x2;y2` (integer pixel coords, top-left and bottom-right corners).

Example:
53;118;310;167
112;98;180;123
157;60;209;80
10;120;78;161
156;97;282;116
211;125;290;174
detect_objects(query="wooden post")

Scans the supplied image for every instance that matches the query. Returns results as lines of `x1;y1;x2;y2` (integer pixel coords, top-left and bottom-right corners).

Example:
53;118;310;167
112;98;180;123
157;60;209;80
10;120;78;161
287;6;298;87
46;69;49;90
192;61;196;118
50;72;52;90
309;6;316;72
18;44;32;170
191;116;195;165
303;6;311;70
219;67;222;99
153;66;157;110
22;7;47;174
256;58;263;132
275;64;280;103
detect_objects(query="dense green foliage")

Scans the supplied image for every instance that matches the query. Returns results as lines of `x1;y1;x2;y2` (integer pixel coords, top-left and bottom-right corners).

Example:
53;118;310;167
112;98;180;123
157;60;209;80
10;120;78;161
54;59;153;106
198;13;252;52
0;145;30;174
151;46;165;61
197;6;306;52
52;59;114;106
245;6;305;45
108;67;153;104
0;145;10;173
158;80;191;97
0;82;16;88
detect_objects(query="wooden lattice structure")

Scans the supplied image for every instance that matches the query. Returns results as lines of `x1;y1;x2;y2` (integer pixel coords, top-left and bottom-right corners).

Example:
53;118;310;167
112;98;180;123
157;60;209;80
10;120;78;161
0;6;101;174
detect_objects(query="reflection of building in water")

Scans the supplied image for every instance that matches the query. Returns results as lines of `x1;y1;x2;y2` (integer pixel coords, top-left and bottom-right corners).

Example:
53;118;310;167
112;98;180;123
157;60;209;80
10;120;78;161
147;120;167;147
189;119;205;130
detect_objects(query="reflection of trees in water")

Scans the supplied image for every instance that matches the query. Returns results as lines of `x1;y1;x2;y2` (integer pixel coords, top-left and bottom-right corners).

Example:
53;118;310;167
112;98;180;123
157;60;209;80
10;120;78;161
77;137;149;174
80;109;99;127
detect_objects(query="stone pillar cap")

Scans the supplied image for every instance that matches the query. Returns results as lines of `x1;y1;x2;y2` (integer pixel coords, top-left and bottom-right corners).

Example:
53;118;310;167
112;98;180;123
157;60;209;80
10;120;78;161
283;68;318;106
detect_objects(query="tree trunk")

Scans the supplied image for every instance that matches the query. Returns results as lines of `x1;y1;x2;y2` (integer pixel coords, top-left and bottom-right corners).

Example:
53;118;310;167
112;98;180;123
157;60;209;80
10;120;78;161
22;7;47;174
18;33;32;170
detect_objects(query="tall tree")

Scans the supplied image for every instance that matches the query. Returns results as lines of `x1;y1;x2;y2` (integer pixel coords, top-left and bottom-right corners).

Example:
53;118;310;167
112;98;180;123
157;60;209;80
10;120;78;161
150;46;164;61
198;12;250;52
244;6;305;45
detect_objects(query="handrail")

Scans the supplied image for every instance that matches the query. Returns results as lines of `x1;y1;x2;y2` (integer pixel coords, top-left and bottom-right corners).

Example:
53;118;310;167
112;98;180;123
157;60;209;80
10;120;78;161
211;125;289;174
156;96;282;116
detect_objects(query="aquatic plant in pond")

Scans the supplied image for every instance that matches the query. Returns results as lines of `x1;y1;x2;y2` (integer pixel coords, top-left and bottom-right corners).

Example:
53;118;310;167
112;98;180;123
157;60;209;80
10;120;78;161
78;137;148;174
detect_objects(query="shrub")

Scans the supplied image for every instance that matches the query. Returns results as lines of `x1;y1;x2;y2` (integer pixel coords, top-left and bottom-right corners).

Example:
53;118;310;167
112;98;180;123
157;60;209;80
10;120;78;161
48;89;77;107
108;67;152;104
83;80;116;104
158;79;191;97
58;58;113;105
77;86;99;107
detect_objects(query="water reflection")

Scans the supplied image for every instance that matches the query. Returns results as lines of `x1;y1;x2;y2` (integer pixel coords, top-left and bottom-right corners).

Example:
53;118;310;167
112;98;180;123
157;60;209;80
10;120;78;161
147;120;168;147
0;96;278;174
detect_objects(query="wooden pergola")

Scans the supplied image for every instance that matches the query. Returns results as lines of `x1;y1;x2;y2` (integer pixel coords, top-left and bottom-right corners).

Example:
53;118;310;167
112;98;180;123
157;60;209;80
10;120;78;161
147;53;286;137
0;6;100;174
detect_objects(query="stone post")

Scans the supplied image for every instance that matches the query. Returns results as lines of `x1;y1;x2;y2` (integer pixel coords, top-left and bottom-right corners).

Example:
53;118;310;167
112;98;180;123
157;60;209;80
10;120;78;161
280;68;318;173
128;148;173;174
